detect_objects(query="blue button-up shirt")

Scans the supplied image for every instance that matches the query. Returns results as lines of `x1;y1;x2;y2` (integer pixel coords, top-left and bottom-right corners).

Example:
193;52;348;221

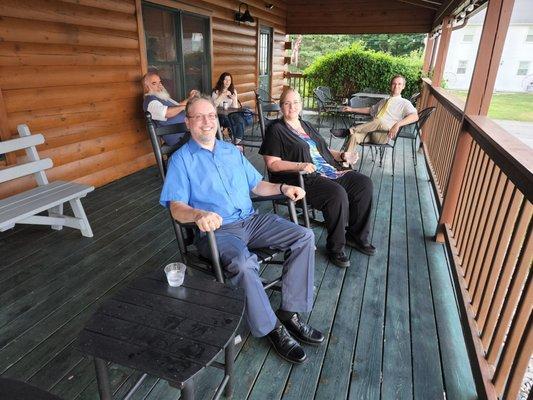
160;138;262;225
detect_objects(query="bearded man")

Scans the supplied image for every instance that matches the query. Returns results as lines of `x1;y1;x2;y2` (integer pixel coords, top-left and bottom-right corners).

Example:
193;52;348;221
142;72;199;146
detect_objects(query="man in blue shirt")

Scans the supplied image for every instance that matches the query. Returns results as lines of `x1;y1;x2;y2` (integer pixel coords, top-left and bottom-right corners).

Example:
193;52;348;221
160;95;324;364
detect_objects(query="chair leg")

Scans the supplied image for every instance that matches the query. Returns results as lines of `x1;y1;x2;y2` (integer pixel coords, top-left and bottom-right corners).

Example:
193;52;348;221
392;146;396;176
359;146;365;172
49;204;63;231
378;148;385;167
94;358;112;400
224;333;235;398
69;198;93;237
412;138;418;166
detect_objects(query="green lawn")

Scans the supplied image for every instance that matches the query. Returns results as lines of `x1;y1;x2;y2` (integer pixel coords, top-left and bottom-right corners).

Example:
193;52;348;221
447;90;533;121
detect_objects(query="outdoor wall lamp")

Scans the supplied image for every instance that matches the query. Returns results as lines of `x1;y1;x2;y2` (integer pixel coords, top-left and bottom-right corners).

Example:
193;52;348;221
235;3;254;24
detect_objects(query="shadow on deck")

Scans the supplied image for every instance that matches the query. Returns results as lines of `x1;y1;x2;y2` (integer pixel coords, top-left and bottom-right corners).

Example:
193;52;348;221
0;124;478;399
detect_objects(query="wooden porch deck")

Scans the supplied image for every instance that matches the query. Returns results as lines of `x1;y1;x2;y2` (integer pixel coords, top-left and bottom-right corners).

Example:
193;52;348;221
0;133;479;399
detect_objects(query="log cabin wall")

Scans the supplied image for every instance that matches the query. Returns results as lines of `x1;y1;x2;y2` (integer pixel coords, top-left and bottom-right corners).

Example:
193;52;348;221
0;0;288;198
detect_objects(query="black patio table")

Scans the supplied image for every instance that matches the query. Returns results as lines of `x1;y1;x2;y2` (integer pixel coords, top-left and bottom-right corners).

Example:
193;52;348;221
77;268;245;400
0;378;63;400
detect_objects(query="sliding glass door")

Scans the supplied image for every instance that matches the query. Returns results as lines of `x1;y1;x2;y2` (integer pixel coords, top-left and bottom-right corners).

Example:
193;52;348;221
142;4;211;100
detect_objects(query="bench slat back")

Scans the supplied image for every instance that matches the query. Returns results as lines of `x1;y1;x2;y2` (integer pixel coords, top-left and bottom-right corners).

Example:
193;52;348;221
0;134;45;155
0;125;51;185
0;159;53;184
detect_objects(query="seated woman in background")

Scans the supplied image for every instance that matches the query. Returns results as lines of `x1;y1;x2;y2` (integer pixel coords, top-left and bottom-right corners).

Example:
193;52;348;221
212;72;247;144
259;88;375;269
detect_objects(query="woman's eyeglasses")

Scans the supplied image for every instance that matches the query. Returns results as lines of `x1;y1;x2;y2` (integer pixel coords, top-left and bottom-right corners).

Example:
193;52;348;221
281;101;301;107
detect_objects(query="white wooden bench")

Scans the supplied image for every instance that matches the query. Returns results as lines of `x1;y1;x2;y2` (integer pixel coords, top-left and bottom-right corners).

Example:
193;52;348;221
0;124;94;237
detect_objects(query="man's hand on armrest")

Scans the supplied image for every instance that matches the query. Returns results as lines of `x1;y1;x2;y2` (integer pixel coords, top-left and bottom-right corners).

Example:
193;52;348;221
252;181;305;201
388;112;419;140
170;201;222;232
281;184;305;202
193;210;223;232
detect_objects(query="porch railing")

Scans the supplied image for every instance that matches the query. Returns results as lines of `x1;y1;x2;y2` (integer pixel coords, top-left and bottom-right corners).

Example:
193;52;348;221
420;78;532;400
285;72;316;109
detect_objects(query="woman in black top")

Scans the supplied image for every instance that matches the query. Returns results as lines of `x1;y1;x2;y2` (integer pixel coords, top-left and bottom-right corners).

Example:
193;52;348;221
259;88;375;268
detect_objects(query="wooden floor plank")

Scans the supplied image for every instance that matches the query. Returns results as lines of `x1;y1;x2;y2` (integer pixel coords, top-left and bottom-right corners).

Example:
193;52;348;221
405;145;445;399
415;153;478;400
348;146;392;400
382;141;413;399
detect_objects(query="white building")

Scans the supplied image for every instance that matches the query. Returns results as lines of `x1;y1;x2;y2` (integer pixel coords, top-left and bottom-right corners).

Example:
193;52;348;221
443;0;533;92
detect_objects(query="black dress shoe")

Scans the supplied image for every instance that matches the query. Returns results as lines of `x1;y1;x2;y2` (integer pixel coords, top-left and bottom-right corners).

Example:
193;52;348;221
328;251;350;268
346;235;376;256
277;311;325;346
267;324;307;364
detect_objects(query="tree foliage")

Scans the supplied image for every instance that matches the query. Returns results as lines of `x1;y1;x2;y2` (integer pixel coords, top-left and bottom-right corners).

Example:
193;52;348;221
304;43;423;98
290;34;425;71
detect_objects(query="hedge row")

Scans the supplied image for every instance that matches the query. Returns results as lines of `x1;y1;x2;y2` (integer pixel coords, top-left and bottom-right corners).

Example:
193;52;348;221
304;43;423;98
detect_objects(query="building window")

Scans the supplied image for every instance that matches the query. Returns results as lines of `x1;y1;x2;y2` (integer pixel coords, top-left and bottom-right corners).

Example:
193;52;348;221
142;4;211;100
463;34;474;42
517;61;530;76
457;60;468;74
526;28;533;42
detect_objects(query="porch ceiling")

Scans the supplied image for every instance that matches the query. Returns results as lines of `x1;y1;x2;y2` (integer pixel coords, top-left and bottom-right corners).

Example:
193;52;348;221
285;0;471;34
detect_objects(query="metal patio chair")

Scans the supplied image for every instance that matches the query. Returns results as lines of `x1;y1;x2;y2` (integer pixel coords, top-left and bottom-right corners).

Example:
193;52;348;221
145;112;299;288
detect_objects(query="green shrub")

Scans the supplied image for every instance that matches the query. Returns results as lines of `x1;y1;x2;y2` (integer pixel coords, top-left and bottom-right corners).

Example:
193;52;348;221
304;43;423;98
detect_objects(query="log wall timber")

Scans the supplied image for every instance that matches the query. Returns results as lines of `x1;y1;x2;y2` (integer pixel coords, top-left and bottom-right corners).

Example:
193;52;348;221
0;0;289;198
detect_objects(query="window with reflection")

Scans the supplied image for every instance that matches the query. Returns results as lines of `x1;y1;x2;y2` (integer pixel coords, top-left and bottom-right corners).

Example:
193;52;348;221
142;4;211;100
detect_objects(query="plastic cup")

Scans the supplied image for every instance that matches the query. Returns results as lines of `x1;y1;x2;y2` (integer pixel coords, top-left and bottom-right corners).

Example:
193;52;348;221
223;101;229;110
164;262;186;287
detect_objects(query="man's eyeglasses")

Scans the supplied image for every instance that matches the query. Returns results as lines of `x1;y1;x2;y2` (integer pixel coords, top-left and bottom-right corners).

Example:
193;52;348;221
187;113;218;122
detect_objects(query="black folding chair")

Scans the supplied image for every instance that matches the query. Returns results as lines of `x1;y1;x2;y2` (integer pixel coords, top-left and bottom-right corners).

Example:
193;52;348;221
317;86;337;103
409;92;421;107
331;106;436;175
145;112;299;288
226;106;263;151
255;88;280;128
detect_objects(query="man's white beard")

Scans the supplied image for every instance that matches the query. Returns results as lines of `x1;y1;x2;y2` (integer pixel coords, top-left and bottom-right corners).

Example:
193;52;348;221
146;88;179;105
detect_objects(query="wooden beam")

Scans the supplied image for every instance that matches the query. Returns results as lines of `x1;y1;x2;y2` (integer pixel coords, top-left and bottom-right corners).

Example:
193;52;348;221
465;0;515;115
431;16;452;87
433;0;465;27
422;34;434;74
134;0;148;77
397;0;440;10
